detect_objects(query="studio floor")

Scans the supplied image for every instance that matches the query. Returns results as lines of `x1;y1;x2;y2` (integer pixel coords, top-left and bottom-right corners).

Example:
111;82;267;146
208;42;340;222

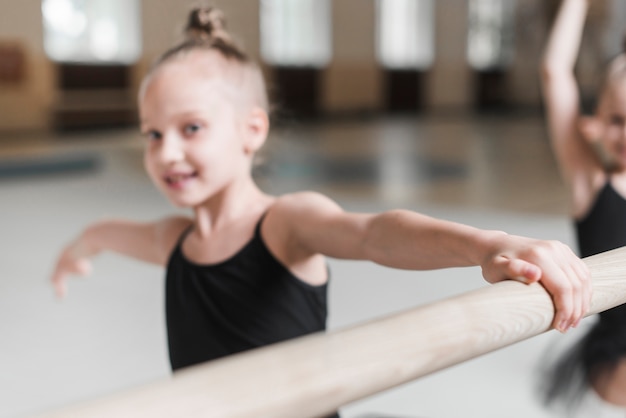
1;114;624;418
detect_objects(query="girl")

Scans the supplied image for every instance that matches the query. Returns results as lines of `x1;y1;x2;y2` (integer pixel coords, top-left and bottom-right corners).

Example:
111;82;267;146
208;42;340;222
541;0;626;410
52;6;589;409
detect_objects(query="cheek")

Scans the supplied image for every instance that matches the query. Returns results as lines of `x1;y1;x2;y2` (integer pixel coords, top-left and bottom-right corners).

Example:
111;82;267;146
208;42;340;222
193;137;241;166
604;126;621;142
143;152;159;181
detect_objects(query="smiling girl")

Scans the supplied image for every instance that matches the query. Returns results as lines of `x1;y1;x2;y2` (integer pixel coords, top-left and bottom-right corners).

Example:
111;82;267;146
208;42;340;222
51;8;590;416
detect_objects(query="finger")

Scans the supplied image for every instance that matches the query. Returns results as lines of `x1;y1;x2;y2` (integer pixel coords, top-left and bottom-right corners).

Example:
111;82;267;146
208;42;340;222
524;244;580;331
541;269;574;332
555;247;590;328
56;281;67;299
75;259;92;277
504;258;541;284
552;289;573;333
51;270;66;299
509;258;577;331
555;254;584;328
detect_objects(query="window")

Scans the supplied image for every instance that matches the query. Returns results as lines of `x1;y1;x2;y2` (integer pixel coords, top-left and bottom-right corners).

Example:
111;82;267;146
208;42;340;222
42;0;141;64
376;0;434;69
260;0;332;67
467;0;516;70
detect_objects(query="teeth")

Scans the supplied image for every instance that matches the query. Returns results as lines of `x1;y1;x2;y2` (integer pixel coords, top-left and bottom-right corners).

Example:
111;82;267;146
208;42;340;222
166;173;196;184
167;174;187;183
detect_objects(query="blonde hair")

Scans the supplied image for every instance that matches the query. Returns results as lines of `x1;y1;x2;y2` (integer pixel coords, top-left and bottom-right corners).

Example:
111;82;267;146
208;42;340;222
145;7;269;111
598;36;626;99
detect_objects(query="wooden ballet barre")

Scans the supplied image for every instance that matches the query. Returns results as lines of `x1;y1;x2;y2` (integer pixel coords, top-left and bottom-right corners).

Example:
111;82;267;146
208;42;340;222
36;246;626;418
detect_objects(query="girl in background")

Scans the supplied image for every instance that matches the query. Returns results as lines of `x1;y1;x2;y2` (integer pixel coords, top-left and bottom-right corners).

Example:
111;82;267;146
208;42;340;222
541;0;626;411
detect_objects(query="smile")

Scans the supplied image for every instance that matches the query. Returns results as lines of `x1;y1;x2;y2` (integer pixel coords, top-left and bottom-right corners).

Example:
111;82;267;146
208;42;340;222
164;172;198;188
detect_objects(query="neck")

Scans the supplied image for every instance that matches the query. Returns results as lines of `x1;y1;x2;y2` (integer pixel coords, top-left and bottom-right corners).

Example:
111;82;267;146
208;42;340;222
192;177;271;238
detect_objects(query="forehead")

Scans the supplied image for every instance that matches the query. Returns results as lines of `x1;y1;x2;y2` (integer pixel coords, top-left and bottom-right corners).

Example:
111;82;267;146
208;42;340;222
599;80;626;113
140;51;244;109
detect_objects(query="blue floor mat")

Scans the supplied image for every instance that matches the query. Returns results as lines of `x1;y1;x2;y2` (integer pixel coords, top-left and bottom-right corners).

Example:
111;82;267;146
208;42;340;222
0;153;101;179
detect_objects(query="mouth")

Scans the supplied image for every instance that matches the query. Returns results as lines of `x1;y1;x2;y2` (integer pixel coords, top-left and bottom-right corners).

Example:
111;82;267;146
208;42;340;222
163;171;198;188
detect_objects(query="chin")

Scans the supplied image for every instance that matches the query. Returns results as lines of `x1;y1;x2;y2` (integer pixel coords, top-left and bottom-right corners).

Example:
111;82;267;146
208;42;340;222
169;200;193;208
163;194;197;208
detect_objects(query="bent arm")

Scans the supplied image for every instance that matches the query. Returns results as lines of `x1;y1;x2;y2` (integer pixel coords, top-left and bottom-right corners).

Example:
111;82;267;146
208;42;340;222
73;218;190;264
51;216;191;297
540;0;590;181
542;0;588;75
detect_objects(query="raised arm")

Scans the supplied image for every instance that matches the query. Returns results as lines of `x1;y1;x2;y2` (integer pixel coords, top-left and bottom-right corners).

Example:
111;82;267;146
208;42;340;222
540;0;592;183
51;216;191;298
269;192;590;332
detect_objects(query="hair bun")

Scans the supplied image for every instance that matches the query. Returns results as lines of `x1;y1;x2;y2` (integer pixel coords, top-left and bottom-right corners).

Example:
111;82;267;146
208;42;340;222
186;7;230;42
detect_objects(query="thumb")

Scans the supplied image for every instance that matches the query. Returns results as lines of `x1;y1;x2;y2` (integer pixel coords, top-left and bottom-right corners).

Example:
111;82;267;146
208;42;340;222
506;258;541;284
74;259;92;277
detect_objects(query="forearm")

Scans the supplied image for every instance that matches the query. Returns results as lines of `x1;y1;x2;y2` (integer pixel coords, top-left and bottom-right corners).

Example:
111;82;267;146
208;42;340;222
362;210;507;270
72;219;161;264
542;0;588;75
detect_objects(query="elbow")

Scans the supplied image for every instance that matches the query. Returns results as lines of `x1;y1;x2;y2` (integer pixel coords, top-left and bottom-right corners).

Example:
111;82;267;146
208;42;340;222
539;58;573;85
360;210;407;265
539;60;557;83
359;216;380;261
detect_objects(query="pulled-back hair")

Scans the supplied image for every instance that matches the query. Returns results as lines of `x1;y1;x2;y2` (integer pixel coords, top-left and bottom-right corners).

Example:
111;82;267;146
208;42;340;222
145;7;269;111
598;34;626;97
157;7;249;66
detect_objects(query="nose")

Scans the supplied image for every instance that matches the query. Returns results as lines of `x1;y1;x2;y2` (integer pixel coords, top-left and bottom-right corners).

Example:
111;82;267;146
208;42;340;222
158;134;185;164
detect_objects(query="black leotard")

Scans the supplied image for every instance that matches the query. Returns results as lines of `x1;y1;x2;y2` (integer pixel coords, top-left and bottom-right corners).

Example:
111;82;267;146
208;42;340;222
545;181;626;407
165;216;329;371
165;216;340;418
576;181;626;258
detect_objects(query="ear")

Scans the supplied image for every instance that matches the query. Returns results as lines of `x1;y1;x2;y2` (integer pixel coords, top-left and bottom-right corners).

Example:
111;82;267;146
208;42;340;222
242;107;269;155
578;116;603;144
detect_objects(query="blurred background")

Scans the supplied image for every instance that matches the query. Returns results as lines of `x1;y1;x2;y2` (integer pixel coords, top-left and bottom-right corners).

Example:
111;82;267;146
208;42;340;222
1;1;626;417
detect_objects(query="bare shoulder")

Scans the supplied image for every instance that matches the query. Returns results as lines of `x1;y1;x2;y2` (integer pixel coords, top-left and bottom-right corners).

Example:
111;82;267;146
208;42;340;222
262;192;343;252
261;192;337;285
268;191;342;217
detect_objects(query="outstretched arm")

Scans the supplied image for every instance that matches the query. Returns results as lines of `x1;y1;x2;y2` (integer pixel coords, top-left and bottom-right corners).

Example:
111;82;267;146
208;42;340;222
271;192;591;333
540;0;592;183
51;216;191;298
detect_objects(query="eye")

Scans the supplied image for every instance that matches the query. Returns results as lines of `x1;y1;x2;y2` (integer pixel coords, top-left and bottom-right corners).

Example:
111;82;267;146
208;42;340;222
142;130;162;141
610;115;625;126
183;123;202;137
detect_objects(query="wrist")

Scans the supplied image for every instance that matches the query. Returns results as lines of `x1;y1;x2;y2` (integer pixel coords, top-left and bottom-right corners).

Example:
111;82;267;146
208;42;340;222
74;225;101;258
471;229;508;266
